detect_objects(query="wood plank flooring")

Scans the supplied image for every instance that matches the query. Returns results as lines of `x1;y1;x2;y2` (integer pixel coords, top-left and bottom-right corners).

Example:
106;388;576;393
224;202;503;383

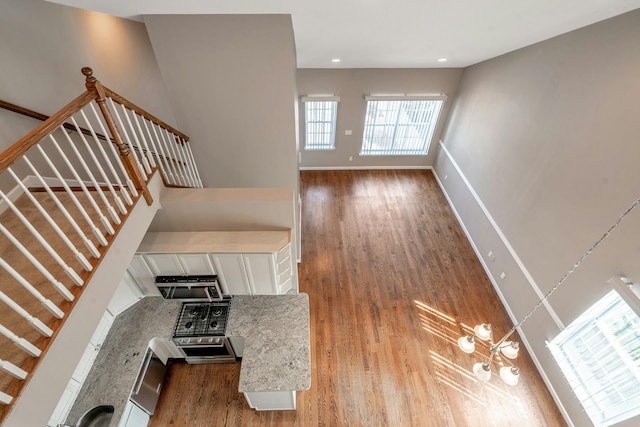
150;170;566;427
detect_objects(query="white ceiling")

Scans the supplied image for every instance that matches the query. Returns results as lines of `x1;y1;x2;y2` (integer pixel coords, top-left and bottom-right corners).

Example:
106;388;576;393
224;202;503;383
46;0;640;68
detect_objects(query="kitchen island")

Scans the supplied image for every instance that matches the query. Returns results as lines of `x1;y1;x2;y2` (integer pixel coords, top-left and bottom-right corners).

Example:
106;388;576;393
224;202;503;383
227;294;311;410
65;294;311;425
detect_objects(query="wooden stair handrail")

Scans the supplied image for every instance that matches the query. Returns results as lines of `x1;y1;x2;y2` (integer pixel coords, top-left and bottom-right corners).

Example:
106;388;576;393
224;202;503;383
0;99;108;144
104;87;189;142
0;91;95;174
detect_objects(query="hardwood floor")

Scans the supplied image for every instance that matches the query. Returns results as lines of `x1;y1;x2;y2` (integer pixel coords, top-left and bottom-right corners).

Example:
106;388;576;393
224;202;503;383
150;170;566;427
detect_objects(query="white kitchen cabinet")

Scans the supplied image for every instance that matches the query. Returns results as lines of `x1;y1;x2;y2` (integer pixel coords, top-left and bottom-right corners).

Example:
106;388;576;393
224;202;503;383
48;378;80;427
243;253;278;295
127;255;161;297
108;271;144;316
176;253;216;275
243;390;296;411
118;400;149;427
211;254;251;295
143;253;185;276
134;231;297;295
72;311;114;384
213;245;293;295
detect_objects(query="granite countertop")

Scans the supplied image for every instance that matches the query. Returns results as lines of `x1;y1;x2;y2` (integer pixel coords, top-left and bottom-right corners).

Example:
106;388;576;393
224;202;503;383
66;294;310;425
227;294;311;393
66;297;182;426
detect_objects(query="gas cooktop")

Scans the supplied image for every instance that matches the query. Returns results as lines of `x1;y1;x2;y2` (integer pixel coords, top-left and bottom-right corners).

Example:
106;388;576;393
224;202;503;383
173;300;231;338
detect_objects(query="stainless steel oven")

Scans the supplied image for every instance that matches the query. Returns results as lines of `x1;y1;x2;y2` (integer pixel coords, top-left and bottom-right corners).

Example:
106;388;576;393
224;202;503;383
175;336;236;364
155;275;223;302
171;300;237;364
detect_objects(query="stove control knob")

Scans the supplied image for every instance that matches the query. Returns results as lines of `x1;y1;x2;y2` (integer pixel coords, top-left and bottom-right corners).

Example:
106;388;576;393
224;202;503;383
208;338;214;343
197;338;202;343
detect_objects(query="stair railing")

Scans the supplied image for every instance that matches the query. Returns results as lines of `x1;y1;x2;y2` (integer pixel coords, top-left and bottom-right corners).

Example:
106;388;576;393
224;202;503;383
0;67;200;414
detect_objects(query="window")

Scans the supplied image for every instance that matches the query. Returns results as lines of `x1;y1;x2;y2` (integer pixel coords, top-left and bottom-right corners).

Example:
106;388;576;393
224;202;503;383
302;96;339;150
548;290;640;426
360;96;445;156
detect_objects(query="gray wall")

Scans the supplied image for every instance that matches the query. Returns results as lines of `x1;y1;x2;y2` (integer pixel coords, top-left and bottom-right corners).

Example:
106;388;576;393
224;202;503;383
435;9;640;426
144;14;299;191
297;68;463;169
0;0;177;150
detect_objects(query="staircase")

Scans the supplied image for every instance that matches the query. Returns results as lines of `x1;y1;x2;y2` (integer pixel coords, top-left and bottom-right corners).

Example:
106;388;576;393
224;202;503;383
0;68;201;424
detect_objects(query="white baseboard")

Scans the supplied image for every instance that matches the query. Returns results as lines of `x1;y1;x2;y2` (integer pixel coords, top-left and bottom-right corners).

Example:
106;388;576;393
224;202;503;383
432;145;573;427
300;165;432;171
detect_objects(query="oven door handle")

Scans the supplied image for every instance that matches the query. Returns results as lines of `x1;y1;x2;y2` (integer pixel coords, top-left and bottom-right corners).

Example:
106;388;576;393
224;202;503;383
179;342;225;348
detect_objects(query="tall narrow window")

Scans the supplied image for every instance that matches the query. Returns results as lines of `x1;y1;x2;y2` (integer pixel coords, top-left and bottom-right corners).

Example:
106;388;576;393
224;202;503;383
548;290;640;426
360;95;445;156
302;96;339;150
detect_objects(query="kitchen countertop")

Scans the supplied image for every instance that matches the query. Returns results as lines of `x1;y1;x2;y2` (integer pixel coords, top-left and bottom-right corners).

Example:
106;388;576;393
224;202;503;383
227;294;311;393
66;294;310;425
66;297;182;426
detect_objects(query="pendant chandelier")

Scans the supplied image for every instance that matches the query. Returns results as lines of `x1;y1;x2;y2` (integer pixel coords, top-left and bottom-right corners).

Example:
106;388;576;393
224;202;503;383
457;195;640;385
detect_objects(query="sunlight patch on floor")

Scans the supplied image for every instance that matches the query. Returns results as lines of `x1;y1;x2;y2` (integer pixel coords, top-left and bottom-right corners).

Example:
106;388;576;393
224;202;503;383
415;300;529;420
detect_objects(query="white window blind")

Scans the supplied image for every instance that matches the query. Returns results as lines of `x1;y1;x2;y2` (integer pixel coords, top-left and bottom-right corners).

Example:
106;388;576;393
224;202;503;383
303;97;339;150
360;96;444;156
548;290;640;426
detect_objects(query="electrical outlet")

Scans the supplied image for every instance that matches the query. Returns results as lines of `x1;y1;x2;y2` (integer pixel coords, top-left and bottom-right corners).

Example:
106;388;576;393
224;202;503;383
345;130;353;135
500;272;506;280
488;251;495;261
348;156;353;161
444;174;448;180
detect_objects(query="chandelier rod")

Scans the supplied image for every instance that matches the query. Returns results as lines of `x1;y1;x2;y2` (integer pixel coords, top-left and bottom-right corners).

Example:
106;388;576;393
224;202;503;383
486;195;640;364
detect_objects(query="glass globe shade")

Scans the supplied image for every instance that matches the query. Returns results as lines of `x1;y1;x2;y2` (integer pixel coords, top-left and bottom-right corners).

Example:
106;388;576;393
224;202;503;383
474;323;492;341
500;341;520;359
472;362;492;382
500;366;520;386
458;336;475;354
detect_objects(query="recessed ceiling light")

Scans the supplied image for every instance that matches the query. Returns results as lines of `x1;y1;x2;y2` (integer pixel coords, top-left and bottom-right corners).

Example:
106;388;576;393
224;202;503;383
438;58;447;62
331;58;341;63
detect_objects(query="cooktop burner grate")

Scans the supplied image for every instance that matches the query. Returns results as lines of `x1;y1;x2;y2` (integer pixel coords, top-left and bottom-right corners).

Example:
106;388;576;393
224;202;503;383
173;301;230;338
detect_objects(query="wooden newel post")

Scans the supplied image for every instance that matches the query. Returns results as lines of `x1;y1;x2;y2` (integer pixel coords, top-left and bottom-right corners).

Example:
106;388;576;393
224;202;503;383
82;67;153;205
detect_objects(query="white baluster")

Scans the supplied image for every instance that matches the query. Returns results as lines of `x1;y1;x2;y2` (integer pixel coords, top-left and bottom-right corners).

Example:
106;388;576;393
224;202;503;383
0;324;41;357
21;157;99;264
143;117;171;184
0;187;85;284
156;123;180;185
72;113;123;222
107;98;147;180
8;165;92;274
88;102;137;202
164;129;189;186
0;222;74;300
1;391;14;405
119;103;151;174
132;112;156;168
184;140;203;187
0;258;65;320
50;130;115;235
37;144;108;246
149;121;176;184
0;359;28;379
177;136;198;187
162;128;187;186
169;131;193;187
